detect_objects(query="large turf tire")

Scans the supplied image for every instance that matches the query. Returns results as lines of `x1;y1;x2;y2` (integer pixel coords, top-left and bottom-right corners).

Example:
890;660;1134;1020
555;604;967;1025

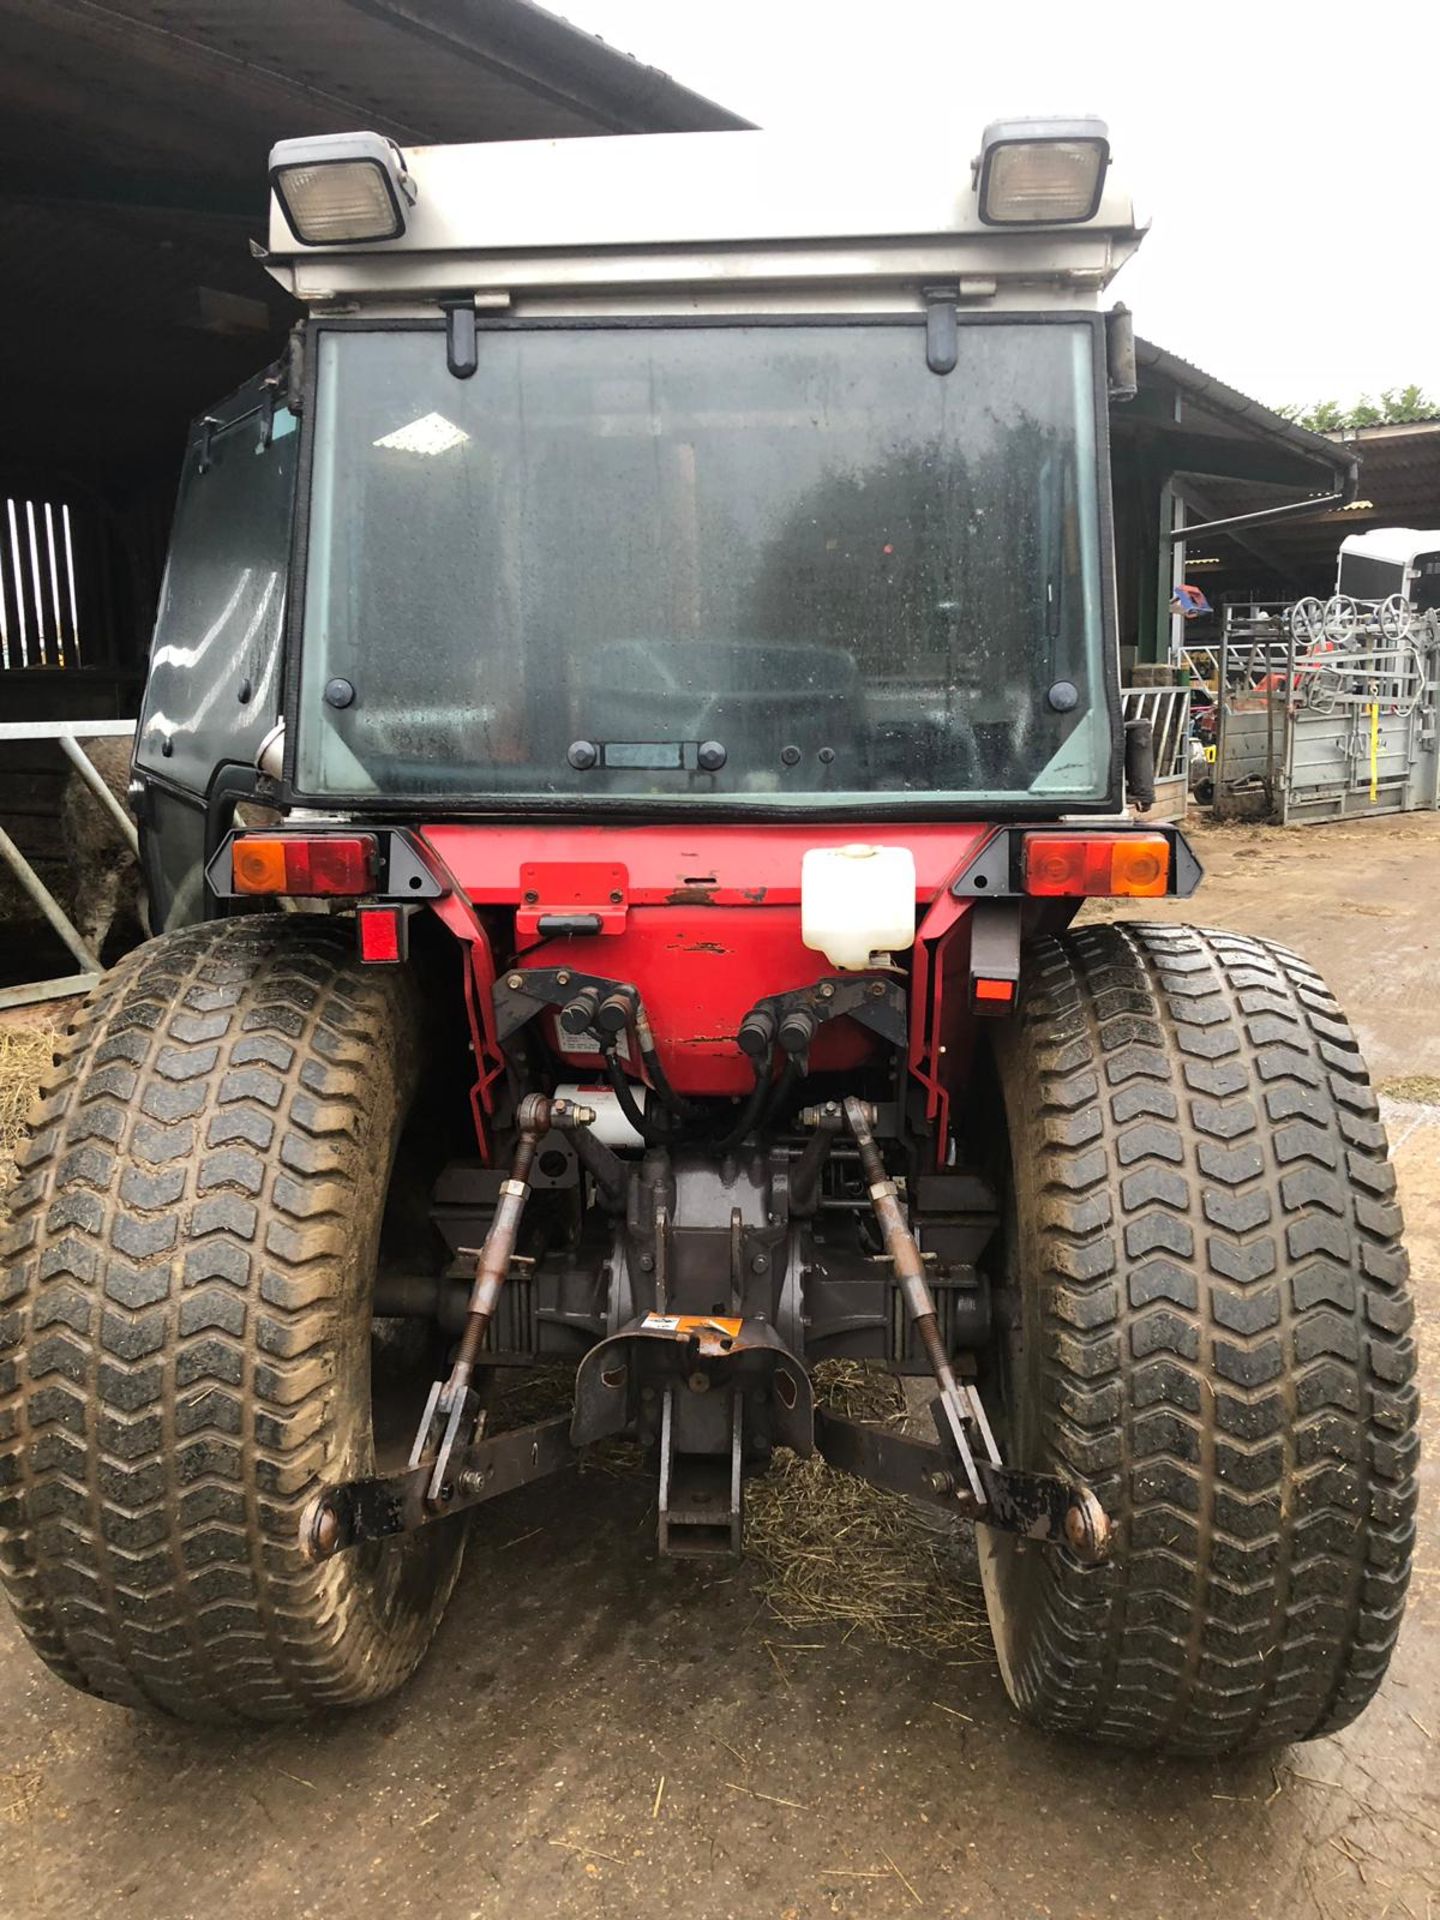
0;918;465;1720
980;921;1418;1756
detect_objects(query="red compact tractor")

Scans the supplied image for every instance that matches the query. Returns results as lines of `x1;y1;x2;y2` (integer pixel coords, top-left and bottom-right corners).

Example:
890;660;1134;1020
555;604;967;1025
0;119;1416;1754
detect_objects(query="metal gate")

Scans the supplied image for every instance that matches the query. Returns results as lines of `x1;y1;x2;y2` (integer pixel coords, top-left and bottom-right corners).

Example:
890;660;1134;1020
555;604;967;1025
1208;603;1440;824
1121;683;1191;821
0;719;139;1009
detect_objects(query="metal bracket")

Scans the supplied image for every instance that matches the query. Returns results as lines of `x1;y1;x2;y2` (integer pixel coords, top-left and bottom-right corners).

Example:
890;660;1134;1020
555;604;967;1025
949;829;1014;898
256;370;282;450
967;898;1021;1016
383;832;447;900
284;323;306;415
411;1377;483;1510
973;1456;1110;1561
301;1415;575;1558
572;1315;813;1454
1106;302;1137;403
657;1383;745;1558
751;975;908;1051
813;1408;1111;1563
1171;830;1205;897
516;861;628;942
923;285;959;375
493;966;633;1045
441;295;479;379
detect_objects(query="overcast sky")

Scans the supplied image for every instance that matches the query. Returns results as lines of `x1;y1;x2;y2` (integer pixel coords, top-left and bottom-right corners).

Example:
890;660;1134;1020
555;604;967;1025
553;0;1438;412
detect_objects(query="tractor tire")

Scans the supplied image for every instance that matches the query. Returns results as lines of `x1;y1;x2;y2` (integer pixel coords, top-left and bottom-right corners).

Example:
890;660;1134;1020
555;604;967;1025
979;921;1418;1756
0;918;466;1721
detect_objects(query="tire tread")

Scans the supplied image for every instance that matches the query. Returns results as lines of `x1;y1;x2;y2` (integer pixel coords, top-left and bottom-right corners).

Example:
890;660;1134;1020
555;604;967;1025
992;922;1417;1755
0;918;460;1721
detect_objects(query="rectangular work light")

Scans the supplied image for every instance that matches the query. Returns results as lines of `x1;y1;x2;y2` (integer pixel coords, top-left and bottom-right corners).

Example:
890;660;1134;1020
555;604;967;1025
975;117;1110;225
269;132;414;245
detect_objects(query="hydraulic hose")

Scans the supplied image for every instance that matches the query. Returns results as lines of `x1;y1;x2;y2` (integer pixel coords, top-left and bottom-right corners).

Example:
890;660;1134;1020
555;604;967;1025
714;1055;775;1154
633;1006;704;1124
601;1041;673;1147
594;992;699;1131
760;1056;803;1136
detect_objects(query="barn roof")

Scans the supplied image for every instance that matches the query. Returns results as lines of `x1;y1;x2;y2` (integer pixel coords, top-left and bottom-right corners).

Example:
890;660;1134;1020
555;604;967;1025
1173;420;1440;598
0;0;749;490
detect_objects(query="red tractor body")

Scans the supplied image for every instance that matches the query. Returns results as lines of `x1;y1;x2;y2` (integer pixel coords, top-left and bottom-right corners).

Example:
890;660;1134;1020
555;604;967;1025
426;821;991;1107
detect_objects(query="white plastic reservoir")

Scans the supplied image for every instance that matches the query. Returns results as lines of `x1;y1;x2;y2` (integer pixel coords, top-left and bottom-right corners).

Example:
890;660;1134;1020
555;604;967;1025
801;844;918;972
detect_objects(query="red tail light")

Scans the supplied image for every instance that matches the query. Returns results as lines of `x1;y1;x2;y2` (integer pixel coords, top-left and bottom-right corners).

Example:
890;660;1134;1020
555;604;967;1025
1023;833;1170;898
232;834;376;897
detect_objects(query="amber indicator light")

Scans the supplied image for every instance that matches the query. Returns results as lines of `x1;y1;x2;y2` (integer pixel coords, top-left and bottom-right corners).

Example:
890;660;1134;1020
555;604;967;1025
231;835;376;896
1022;833;1170;898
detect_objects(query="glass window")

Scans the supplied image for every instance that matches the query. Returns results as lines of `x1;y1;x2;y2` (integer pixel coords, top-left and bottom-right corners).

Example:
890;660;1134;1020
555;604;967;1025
137;405;297;791
297;323;1110;807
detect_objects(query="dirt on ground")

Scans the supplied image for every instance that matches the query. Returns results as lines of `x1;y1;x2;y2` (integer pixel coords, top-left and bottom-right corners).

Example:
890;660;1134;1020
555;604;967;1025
0;813;1436;1920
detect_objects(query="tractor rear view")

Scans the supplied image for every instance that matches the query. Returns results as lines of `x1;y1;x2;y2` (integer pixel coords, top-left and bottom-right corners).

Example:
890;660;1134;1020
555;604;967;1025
0;120;1417;1754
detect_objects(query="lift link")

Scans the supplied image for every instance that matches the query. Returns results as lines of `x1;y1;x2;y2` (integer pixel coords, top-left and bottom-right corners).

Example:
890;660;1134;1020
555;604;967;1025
409;1093;594;1508
842;1096;1001;1506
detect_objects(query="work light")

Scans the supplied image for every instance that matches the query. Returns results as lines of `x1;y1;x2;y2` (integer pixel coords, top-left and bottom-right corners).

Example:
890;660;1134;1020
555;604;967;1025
269;132;415;245
975;117;1110;225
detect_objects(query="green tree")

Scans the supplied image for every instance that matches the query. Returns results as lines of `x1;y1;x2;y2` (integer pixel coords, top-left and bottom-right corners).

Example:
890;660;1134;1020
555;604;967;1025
1278;388;1438;431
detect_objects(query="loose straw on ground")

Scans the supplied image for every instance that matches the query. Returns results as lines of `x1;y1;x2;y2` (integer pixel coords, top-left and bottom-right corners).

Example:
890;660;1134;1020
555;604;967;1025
0;1027;56;1221
456;1347;990;1657
745;1360;989;1655
0;1027;53;1159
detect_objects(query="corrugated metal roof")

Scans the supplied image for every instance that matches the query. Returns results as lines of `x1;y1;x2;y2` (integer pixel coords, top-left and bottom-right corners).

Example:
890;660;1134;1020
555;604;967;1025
1172;421;1440;598
1330;419;1440;445
1133;337;1355;480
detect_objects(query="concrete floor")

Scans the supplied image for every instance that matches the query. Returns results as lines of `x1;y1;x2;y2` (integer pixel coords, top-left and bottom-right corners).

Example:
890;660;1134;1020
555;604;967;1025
2;814;1437;1920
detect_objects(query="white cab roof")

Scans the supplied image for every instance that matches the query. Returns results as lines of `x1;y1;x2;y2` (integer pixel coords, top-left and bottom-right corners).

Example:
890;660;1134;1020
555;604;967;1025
269;128;1140;255
1339;528;1440;565
264;127;1144;310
